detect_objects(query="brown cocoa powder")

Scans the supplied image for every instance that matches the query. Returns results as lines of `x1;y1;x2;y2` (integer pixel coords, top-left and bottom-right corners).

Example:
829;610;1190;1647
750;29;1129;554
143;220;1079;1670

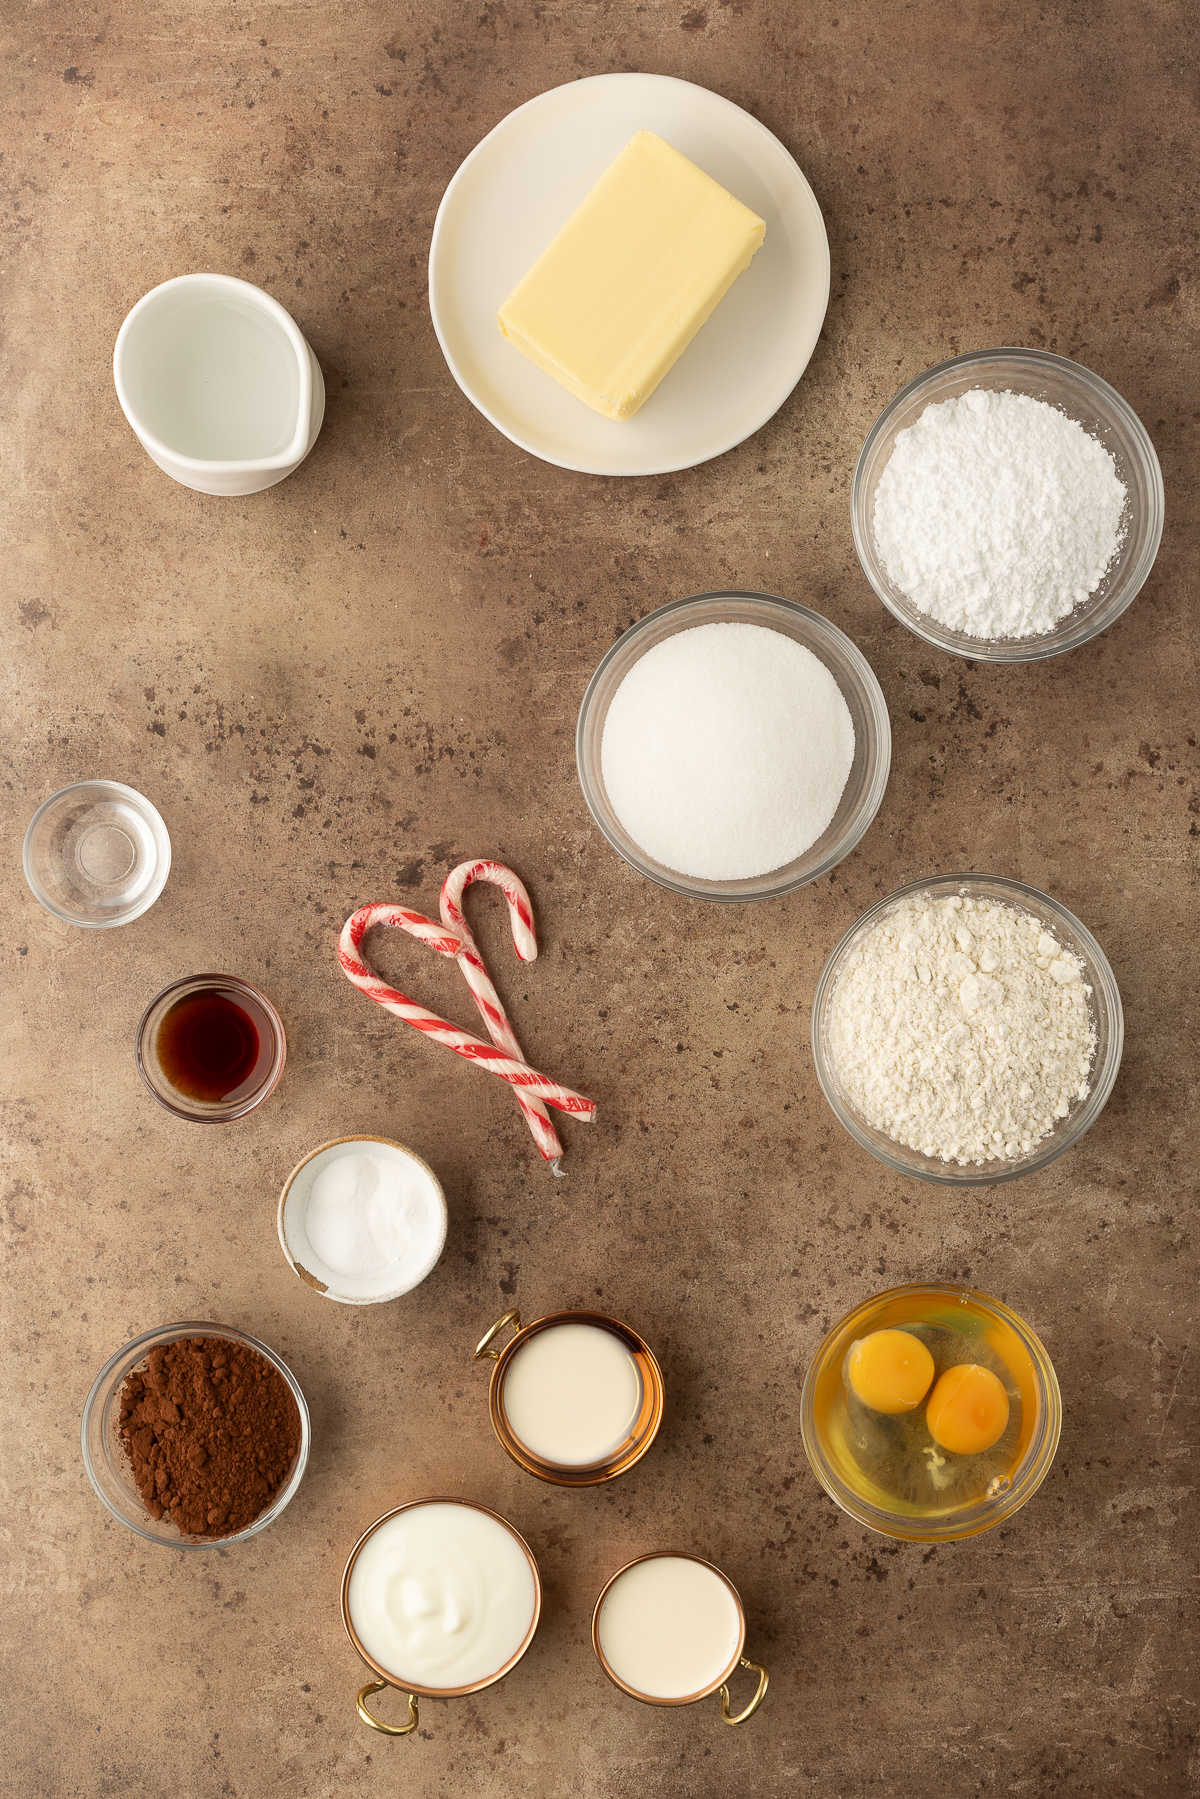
118;1334;301;1538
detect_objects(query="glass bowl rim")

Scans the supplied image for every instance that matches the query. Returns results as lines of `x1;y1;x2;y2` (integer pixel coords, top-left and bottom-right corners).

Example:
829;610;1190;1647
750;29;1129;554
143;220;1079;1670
575;589;892;903
81;1318;311;1548
135;972;287;1121
22;778;172;928
850;345;1165;664
799;1280;1063;1542
811;872;1124;1186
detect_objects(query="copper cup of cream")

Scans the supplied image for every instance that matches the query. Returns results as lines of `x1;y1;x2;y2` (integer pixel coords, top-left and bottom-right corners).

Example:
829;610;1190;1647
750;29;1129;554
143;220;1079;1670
472;1307;664;1486
592;1552;769;1725
341;1497;542;1737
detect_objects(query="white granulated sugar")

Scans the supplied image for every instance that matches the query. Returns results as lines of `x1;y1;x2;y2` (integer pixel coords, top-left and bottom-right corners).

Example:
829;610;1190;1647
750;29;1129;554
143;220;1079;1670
600;621;855;881
827;892;1096;1165
873;388;1127;639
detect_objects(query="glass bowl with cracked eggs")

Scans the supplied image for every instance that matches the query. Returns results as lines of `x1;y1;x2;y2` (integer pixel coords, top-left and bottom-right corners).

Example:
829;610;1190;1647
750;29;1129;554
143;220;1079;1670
811;874;1123;1185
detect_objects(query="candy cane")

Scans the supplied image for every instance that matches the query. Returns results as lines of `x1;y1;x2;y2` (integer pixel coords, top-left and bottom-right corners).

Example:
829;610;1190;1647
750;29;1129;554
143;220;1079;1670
440;861;565;1174
337;902;596;1125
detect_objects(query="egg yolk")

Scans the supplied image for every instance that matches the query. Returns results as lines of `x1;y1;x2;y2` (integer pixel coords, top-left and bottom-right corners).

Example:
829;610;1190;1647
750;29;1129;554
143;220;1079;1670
847;1329;936;1414
925;1363;1010;1454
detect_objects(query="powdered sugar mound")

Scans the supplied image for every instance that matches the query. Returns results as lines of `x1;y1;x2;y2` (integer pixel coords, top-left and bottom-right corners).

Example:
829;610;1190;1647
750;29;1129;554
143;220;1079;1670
600;621;855;881
827;892;1096;1165
873;388;1127;639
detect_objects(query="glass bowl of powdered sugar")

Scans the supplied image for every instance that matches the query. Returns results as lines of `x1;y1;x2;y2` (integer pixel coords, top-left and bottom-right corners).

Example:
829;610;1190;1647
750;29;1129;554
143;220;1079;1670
576;591;890;902
812;874;1123;1185
851;348;1163;661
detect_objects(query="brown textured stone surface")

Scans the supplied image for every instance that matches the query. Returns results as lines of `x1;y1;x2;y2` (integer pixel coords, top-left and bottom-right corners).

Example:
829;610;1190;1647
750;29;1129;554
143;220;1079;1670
2;2;1197;1794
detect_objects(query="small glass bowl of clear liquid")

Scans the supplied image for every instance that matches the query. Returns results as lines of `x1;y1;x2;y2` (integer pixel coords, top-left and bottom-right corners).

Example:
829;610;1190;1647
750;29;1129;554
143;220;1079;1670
23;780;170;927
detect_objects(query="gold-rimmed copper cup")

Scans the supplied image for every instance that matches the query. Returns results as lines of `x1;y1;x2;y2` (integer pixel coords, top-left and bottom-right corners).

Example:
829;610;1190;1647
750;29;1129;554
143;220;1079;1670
472;1307;664;1486
340;1497;542;1738
591;1552;769;1726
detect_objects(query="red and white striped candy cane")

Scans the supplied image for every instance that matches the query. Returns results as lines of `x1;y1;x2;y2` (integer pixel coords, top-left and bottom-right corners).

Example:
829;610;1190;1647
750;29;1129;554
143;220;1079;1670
440;860;564;1174
337;901;596;1126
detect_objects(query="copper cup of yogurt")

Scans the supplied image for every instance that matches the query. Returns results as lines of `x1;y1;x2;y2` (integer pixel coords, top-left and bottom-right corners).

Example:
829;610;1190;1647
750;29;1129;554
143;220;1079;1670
341;1497;542;1737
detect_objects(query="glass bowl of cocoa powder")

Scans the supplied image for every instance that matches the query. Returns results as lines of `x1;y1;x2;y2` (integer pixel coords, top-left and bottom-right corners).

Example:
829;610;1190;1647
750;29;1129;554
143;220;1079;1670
82;1321;310;1547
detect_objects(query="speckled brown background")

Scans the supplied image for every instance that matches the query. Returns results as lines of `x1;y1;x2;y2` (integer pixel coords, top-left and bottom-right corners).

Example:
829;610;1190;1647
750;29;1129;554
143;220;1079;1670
2;2;1197;1794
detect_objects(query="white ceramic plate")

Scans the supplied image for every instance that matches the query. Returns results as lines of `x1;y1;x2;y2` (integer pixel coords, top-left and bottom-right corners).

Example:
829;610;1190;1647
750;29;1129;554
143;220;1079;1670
428;73;830;477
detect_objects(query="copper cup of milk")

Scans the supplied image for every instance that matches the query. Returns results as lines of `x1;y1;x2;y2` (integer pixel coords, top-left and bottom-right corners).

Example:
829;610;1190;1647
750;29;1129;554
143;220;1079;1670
341;1497;542;1737
472;1306;664;1485
592;1552;769;1726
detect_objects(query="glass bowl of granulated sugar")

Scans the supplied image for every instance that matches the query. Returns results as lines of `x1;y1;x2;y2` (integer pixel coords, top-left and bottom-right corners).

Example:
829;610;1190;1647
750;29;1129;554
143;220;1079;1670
812;874;1124;1185
851;348;1163;662
576;591;891;902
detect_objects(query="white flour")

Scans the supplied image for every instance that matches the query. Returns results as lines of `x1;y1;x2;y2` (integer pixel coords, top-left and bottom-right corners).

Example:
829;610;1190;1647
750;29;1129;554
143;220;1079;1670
826;892;1095;1165
873;388;1127;639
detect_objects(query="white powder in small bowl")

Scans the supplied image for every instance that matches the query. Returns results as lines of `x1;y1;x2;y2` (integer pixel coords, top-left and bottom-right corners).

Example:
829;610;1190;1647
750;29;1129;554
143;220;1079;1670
826;892;1096;1166
599;621;855;882
872;388;1127;639
279;1139;447;1303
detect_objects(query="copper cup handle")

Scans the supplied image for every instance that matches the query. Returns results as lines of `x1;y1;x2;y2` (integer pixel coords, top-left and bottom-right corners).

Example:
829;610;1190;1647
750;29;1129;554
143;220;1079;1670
473;1308;521;1361
719;1657;769;1726
356;1680;419;1736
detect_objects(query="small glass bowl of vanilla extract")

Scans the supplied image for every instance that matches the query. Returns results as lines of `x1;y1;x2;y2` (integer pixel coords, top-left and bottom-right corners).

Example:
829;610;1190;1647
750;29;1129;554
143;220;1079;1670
136;974;286;1121
801;1282;1061;1542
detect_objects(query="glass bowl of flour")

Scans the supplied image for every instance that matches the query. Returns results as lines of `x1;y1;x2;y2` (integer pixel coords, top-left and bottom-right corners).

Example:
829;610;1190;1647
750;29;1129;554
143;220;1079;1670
812;874;1123;1184
576;591;891;902
851;348;1163;661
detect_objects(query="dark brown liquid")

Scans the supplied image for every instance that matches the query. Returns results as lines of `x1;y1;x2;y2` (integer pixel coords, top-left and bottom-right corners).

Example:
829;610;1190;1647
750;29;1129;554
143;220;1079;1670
156;990;263;1102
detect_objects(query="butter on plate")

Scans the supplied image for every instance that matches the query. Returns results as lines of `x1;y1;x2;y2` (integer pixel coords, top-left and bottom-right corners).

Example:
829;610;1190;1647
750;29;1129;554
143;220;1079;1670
498;130;766;422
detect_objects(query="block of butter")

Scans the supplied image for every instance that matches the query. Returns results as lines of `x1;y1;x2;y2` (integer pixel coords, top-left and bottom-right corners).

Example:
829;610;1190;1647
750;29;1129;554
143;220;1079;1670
498;131;766;421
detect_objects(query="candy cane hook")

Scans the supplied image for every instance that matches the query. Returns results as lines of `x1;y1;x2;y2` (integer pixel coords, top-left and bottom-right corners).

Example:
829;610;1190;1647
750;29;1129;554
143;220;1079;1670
338;901;596;1129
440;861;565;1174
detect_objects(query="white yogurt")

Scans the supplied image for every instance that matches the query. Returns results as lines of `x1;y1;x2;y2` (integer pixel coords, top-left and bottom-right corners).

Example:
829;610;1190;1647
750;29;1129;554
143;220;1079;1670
597;1555;742;1700
279;1138;447;1304
347;1503;538;1691
500;1322;642;1466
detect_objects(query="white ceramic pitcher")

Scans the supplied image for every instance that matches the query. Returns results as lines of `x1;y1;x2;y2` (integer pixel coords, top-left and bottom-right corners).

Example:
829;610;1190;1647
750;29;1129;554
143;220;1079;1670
113;272;325;495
